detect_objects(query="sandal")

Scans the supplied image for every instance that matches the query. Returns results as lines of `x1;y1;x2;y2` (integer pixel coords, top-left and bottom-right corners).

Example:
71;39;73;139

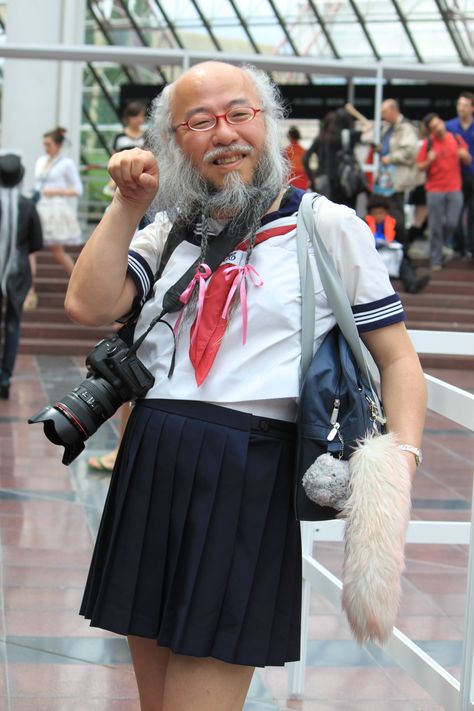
87;454;116;472
24;289;38;311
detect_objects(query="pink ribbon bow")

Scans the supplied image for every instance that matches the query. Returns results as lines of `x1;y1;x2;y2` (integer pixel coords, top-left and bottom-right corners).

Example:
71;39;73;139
221;264;264;344
174;263;212;341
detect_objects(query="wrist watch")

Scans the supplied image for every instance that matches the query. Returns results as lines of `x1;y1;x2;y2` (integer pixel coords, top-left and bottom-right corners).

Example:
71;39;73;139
398;444;423;467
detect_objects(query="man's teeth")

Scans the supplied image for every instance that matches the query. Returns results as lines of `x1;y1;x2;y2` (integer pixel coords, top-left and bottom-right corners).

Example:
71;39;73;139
215;155;243;165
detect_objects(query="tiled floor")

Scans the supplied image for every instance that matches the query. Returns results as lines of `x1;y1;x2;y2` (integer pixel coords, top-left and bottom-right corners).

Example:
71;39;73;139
0;353;472;710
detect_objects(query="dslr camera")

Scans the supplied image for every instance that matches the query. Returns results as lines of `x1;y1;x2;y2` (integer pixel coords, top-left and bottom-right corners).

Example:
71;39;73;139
29;334;154;465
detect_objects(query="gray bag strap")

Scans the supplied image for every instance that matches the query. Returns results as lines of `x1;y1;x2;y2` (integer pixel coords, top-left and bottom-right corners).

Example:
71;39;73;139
296;193;382;409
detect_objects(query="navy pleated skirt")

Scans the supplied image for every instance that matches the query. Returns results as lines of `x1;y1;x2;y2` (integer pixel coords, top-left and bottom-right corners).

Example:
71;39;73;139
80;399;301;667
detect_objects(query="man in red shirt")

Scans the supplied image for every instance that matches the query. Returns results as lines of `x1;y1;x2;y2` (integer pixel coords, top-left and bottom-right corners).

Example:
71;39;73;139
417;112;471;270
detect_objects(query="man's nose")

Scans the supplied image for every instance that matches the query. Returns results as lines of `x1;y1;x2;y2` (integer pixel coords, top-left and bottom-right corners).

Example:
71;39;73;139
211;117;240;144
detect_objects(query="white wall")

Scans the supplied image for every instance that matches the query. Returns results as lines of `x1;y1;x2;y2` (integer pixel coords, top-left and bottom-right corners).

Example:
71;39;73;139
1;0;86;191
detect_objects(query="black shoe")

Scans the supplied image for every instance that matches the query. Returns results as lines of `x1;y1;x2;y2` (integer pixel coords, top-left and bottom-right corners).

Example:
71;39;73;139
405;274;430;294
0;384;10;399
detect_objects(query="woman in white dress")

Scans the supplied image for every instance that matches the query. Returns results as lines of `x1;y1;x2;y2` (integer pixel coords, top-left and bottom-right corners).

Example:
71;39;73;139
34;126;83;276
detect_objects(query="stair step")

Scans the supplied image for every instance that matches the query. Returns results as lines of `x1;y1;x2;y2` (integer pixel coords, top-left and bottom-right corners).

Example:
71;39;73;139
20;322;106;341
36;245;84;262
406;320;474;332
26;293;67;308
36;266;72;280
34;277;70;293
403;305;474;324
19;338;93;356
400;293;473;308
23;308;73;324
419;354;474;370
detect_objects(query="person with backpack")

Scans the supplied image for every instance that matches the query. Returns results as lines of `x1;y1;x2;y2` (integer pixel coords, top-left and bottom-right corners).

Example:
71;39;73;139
417;112;471;270
303;108;365;208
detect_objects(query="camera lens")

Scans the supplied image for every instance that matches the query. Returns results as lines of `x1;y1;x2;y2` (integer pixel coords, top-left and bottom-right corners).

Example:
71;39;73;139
28;375;123;465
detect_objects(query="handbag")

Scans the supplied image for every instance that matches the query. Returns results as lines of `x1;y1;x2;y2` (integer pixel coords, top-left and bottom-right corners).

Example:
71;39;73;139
295;193;412;645
372;163;396;196
294;192;385;522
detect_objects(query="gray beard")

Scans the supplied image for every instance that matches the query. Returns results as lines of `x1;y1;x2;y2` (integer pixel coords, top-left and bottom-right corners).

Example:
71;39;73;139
149;140;284;229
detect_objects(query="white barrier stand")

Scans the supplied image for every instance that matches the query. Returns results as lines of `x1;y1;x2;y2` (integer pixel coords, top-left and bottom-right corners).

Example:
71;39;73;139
289;332;474;708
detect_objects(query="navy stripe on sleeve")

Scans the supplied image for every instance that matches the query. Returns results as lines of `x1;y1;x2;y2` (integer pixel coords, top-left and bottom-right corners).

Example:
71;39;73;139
127;249;154;307
352;293;405;333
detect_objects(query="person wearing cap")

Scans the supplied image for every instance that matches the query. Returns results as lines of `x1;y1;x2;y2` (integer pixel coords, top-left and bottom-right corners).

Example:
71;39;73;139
0;153;43;399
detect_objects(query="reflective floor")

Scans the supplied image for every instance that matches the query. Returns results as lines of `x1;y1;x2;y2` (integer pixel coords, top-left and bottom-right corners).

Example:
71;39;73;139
0;354;472;710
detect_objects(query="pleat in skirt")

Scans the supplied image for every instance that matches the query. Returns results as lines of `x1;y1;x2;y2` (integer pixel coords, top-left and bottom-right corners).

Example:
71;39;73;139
80;399;301;667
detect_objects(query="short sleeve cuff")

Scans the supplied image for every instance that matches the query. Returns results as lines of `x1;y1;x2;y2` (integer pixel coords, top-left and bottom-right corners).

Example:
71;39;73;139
352;293;406;333
117;249;154;323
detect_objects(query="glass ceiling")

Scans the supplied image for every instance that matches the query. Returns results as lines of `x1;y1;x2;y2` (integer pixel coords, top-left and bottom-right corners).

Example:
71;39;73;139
88;0;474;67
82;0;473;135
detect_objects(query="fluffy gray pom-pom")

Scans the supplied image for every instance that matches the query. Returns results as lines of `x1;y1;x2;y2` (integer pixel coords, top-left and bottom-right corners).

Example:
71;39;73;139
302;453;350;510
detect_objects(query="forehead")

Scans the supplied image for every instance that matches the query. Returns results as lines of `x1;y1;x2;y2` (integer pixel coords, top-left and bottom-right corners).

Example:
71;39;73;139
171;65;259;119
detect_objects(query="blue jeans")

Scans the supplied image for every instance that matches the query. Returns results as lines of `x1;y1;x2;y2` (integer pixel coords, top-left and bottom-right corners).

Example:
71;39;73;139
426;191;463;267
0;295;21;385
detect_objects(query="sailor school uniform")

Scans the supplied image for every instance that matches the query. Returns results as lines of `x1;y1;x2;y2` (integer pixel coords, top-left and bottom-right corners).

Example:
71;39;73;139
79;188;405;667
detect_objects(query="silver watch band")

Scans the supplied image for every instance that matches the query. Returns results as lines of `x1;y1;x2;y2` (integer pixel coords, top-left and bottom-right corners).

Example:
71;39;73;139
398;443;422;466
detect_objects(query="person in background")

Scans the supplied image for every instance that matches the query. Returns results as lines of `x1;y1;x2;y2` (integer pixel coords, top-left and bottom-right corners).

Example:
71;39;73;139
65;61;426;711
0;154;43;399
113;101;147;153
446;91;474;259
365;195;429;294
104;102;148;199
303;108;363;206
27;127;82;302
377;99;420;245
417;112;471;270
282;126;309;191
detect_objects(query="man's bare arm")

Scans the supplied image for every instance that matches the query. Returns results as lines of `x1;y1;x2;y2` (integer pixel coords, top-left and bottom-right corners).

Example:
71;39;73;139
65;149;159;327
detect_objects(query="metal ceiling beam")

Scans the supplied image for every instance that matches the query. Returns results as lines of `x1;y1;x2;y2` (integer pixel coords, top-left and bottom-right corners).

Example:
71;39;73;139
151;0;185;49
389;0;424;63
188;0;223;52
305;0;341;59
86;0;136;83
347;0;380;61
265;0;300;56
433;0;471;65
2;43;474;86
82;102;113;157
227;0;261;54
114;0;169;83
86;62;122;121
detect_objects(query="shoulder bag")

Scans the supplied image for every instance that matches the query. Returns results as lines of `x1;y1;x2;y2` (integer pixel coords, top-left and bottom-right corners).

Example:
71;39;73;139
294;192;385;522
295;193;412;645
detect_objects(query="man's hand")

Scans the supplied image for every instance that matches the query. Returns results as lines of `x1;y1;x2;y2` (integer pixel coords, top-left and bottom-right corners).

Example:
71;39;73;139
458;146;473;166
426;148;437;164
381;155;391;166
108;148;159;212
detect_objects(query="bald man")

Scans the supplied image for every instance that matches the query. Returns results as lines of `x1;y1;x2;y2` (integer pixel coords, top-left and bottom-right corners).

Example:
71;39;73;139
66;62;426;711
379;98;420;244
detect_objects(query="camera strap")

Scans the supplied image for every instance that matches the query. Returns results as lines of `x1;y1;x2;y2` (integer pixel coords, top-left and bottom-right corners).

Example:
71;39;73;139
129;189;284;370
127;214;253;364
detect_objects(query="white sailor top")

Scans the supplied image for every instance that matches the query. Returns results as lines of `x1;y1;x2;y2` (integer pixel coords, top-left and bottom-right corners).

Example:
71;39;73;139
124;190;405;421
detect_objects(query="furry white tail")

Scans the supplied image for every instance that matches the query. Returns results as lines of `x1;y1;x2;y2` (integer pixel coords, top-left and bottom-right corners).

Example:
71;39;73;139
341;432;412;644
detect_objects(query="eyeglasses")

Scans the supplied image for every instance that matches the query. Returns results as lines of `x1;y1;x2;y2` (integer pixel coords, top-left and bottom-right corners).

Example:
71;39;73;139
174;107;262;132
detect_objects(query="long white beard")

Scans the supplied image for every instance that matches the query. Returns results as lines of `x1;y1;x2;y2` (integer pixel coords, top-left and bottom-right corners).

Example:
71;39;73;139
150;137;286;224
